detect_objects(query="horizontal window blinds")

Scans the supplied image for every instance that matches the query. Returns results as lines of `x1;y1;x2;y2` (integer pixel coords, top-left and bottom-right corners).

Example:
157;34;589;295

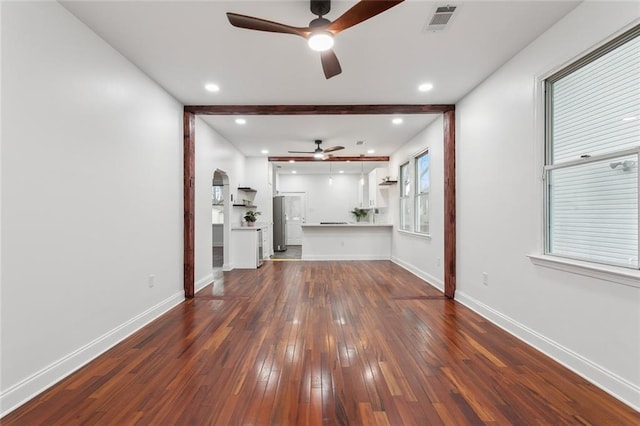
550;34;639;163
546;26;639;269
548;154;638;268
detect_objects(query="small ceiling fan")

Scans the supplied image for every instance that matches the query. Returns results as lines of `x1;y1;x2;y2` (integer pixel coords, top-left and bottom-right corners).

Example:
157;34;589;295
226;0;404;79
288;140;345;158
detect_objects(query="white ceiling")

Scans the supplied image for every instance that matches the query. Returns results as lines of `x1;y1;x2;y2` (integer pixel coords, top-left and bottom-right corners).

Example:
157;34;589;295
61;0;579;162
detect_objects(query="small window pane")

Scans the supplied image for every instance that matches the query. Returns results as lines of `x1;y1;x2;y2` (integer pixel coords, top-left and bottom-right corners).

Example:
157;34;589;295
416;194;429;234
400;198;411;231
401;163;411;196
416;151;430;194
550;35;640;163
547;154;638;268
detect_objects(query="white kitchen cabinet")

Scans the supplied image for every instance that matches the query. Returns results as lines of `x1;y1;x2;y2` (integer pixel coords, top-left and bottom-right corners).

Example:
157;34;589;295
367;167;388;208
261;226;271;259
230;226;264;269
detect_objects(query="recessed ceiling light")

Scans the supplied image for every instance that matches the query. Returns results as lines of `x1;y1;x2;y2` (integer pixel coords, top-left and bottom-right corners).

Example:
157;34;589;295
235;118;246;125
367;149;375;154
418;83;434;92
204;83;220;92
261;149;269;154
289;160;295;163
292;170;297;174
339;170;344;174
392;118;403;125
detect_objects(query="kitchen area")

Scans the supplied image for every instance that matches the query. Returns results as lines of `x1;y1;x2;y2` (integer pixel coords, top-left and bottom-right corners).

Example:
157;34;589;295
224;160;395;268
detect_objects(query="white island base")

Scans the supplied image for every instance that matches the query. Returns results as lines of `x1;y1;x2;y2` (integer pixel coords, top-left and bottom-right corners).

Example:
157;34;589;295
301;223;392;261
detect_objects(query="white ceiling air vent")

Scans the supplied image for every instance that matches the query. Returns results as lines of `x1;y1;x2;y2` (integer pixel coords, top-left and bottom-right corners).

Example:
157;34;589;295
425;5;458;32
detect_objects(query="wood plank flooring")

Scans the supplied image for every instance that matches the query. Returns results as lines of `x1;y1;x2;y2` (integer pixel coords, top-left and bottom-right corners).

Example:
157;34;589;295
3;261;638;425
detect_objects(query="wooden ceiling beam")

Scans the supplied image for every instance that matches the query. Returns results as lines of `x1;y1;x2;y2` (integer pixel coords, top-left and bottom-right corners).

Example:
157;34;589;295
184;104;454;115
268;156;389;162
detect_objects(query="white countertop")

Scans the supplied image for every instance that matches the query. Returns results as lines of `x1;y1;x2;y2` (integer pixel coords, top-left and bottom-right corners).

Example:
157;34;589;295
232;225;265;231
301;223;392;228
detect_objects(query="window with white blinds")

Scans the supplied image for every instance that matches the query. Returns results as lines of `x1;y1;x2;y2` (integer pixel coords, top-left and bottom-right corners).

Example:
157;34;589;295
545;25;640;269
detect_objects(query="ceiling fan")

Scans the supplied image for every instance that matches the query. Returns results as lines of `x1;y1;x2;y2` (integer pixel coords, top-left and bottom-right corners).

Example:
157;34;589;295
226;0;404;79
288;140;345;158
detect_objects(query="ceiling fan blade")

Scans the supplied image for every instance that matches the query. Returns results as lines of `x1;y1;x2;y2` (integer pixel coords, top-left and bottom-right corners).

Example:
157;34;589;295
321;49;342;79
328;0;404;34
322;146;345;153
288;150;316;154
227;13;309;37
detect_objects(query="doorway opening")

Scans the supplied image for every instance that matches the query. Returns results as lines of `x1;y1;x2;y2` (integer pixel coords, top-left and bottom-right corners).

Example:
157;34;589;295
212;169;230;284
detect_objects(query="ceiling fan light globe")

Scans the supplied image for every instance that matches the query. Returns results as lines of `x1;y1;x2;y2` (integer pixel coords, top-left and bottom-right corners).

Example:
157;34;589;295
308;32;334;52
313;152;324;159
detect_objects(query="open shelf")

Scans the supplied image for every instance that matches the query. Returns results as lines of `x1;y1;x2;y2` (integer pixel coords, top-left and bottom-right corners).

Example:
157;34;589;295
237;187;257;192
233;204;257;208
379;180;398;186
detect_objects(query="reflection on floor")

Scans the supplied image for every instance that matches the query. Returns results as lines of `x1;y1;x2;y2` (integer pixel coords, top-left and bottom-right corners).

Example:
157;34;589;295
271;245;302;260
213;246;223;268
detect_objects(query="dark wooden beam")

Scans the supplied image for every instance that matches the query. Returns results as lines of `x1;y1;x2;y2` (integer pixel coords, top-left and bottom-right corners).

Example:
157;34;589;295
183;111;195;299
268;156;389;162
443;110;456;299
184;104;455;115
183;103;458;301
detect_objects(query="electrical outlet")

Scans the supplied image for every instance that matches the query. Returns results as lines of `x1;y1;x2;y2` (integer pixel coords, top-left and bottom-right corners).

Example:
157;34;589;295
148;275;155;288
482;272;489;286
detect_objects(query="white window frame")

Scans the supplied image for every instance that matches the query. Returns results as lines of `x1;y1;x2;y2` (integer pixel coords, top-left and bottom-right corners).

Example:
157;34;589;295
414;149;430;235
534;24;640;285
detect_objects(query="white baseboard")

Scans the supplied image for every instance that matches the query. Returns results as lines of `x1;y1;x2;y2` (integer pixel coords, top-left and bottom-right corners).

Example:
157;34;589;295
0;290;185;418
301;254;390;261
391;256;444;292
455;291;640;411
195;273;214;293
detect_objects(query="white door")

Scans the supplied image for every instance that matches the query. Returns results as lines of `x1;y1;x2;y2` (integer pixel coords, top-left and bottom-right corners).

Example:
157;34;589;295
283;192;305;245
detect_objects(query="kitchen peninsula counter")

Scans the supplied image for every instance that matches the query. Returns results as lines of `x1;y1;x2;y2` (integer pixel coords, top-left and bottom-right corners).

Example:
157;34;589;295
301;223;392;260
301;223;393;227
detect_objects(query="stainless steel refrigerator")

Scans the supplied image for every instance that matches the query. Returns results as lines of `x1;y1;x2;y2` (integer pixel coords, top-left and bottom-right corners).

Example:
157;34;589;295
273;196;287;252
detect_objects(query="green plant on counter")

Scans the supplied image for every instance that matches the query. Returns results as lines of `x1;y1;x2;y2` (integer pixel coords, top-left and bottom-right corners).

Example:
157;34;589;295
350;207;369;222
244;210;261;223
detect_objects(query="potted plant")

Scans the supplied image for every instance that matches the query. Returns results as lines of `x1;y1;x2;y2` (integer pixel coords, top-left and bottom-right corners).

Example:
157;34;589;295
350;207;369;222
243;210;261;226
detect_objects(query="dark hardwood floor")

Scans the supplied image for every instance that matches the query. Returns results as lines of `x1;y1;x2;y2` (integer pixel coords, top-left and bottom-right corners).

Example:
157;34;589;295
3;261;638;425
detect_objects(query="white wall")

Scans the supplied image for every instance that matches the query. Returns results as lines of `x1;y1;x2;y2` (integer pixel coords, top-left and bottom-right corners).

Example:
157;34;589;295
244;157;273;225
455;3;640;408
389;119;445;290
1;1;183;415
195;119;246;279
278;173;361;223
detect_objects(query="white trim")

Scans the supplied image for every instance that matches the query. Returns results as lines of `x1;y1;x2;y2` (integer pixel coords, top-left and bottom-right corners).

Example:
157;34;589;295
397;229;432;240
455;291;640;411
528;254;640;289
391;256;444;292
195;272;214;293
0;291;185;417
301;254;390;261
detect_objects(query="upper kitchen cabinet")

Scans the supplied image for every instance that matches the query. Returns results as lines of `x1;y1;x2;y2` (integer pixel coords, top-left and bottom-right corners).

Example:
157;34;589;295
368;167;389;208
